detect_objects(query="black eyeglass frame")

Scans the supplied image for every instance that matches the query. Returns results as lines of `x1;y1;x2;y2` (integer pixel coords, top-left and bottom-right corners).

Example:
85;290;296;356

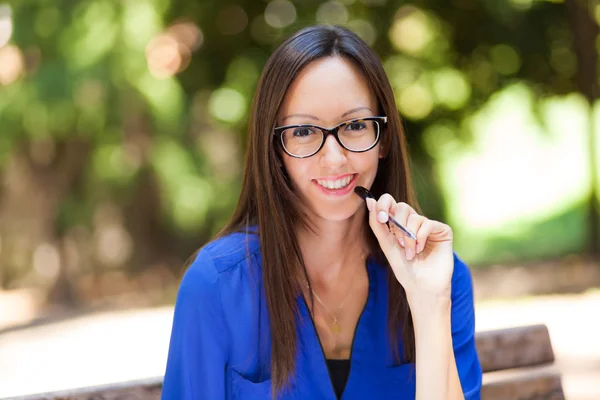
273;116;388;159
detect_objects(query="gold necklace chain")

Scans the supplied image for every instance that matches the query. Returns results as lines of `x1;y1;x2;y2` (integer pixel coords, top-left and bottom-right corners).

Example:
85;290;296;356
304;276;356;336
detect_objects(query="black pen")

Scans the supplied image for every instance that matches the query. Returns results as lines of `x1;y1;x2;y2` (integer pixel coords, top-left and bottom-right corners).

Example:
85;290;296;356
354;186;418;241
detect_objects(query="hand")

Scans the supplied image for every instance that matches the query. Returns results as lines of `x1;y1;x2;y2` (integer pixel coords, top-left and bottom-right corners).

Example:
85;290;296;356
366;194;454;303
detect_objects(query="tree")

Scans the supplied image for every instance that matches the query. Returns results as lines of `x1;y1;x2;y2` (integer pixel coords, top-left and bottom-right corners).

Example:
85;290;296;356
0;0;596;304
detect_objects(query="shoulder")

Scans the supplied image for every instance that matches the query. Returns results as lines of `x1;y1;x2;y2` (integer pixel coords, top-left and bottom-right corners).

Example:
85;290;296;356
197;229;261;273
177;230;261;303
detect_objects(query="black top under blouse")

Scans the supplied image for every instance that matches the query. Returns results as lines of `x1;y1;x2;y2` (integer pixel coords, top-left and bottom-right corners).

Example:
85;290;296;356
326;358;351;399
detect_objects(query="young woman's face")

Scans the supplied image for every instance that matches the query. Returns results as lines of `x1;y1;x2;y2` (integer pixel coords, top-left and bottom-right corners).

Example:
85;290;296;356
277;56;383;223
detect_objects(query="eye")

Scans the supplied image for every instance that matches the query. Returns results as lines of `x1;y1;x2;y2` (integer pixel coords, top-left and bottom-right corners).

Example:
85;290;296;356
345;121;367;131
292;127;316;137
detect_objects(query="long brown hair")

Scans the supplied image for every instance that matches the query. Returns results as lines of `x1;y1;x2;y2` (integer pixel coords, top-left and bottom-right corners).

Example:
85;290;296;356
214;25;418;395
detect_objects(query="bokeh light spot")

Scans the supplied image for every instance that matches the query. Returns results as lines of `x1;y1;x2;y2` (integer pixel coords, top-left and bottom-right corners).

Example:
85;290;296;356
217;6;248;35
508;0;533;10
168;20;203;52
422;121;459;161
490;44;522;75
431;68;471;110
316;1;349;25
226;56;260;95
550;41;577;78
197;129;240;180
265;0;297;29
146;35;185;79
0;45;24;85
389;7;433;56
93;144;138;184
346;19;377;46
146;21;202;80
398;82;433;120
0;4;12;47
384;55;419;90
209;88;246;124
33;244;60;280
173;177;213;231
95;223;133;267
122;0;162;51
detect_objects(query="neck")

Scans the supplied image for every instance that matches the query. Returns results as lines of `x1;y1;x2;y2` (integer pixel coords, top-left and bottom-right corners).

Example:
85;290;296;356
296;208;369;287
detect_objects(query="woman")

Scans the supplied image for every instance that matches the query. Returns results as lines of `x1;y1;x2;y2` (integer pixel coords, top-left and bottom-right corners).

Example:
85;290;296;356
162;25;482;399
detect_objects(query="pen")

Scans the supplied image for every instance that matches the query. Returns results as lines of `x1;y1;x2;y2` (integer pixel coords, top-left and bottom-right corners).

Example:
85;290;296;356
354;186;418;241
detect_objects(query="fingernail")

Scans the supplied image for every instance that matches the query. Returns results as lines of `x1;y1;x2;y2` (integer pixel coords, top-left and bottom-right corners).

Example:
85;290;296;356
400;238;405;247
406;247;413;260
377;211;388;223
366;198;375;212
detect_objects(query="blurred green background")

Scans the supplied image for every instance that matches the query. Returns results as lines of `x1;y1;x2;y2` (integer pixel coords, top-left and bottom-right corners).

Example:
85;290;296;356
0;0;599;309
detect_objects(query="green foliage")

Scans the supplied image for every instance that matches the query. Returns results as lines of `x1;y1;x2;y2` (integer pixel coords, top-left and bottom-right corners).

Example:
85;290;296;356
455;201;589;266
0;0;594;274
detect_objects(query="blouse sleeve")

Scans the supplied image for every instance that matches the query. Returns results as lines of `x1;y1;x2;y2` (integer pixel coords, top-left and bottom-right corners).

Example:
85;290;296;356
161;249;228;400
451;253;483;399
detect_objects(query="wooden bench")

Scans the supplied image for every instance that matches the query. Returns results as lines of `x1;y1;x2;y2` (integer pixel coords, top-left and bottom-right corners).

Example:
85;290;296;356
10;324;564;400
478;324;565;399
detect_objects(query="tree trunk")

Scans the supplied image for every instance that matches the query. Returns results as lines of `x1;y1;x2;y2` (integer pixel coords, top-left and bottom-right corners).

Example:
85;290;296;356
565;0;600;257
0;138;91;306
44;139;91;306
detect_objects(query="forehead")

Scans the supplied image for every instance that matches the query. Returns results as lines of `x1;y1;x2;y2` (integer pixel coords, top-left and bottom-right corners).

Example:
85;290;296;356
279;56;377;122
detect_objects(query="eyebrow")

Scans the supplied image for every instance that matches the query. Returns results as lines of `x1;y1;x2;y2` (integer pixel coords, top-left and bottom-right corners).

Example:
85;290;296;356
281;106;374;123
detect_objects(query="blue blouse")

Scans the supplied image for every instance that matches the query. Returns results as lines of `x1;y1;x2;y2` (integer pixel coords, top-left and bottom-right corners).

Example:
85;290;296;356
162;231;482;399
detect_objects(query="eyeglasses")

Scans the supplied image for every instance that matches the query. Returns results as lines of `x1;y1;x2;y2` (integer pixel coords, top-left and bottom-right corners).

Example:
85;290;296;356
273;116;387;159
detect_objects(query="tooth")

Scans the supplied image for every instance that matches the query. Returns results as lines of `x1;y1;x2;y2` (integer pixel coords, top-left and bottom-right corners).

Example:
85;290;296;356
315;175;355;190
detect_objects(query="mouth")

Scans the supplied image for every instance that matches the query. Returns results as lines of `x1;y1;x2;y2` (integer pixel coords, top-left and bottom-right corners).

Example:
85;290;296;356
312;173;358;196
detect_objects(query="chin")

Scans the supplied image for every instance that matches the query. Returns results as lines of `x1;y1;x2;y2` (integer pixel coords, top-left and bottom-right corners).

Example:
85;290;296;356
312;203;363;223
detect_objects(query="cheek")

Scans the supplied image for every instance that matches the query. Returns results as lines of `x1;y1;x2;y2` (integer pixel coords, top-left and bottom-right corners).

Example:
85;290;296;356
352;152;380;175
282;157;308;189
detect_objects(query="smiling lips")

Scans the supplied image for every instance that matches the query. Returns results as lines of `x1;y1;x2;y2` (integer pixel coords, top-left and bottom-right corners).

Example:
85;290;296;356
315;174;355;189
312;174;358;197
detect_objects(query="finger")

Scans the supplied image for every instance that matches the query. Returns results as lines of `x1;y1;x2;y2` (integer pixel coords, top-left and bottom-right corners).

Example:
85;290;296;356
416;218;437;254
427;220;454;243
390;201;416;224
389;202;414;247
375;193;397;224
367;197;401;254
403;214;426;260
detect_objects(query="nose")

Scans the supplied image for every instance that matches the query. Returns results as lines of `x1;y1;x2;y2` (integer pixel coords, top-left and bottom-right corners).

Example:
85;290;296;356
319;133;347;169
